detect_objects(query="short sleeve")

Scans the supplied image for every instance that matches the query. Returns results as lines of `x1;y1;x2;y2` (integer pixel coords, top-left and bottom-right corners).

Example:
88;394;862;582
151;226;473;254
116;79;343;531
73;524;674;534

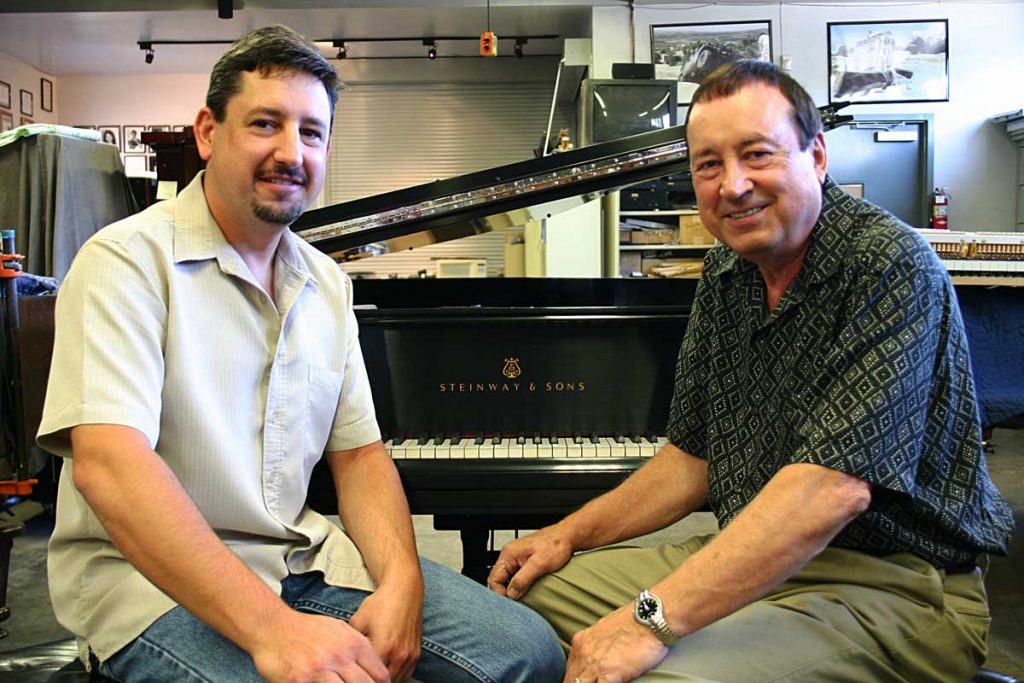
666;277;713;458
37;237;167;457
325;272;381;452
790;250;947;494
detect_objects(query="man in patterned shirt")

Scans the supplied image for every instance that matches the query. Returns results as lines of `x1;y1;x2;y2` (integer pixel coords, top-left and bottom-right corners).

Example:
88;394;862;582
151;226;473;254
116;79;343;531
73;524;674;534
487;60;1014;682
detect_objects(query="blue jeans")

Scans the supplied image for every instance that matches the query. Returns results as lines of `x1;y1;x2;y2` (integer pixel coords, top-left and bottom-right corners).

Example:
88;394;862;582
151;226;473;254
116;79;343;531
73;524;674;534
98;557;565;683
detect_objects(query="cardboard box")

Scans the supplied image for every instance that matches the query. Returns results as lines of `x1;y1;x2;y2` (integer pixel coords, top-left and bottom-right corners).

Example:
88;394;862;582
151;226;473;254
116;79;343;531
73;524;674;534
678;213;716;245
630;229;677;245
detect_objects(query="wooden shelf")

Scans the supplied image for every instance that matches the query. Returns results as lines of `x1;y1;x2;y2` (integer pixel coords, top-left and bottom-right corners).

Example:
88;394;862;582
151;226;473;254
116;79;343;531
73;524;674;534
950;275;1024;287
620;244;712;251
621;209;698;216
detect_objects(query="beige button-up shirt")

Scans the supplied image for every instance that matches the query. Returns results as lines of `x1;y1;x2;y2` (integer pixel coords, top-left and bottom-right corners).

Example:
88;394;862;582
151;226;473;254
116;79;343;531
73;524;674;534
38;172;382;662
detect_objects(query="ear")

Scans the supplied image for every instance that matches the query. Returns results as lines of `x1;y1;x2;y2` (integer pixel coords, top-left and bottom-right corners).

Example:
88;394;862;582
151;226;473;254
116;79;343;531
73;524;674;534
811;131;828;184
193;107;216;162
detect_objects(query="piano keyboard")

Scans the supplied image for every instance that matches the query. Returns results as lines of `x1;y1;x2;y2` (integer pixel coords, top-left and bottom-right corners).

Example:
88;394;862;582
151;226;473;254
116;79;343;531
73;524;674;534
920;229;1024;277
384;435;668;460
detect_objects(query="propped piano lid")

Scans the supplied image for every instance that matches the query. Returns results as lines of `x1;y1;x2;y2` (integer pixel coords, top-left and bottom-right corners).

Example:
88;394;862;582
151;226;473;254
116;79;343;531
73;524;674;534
291;125;689;256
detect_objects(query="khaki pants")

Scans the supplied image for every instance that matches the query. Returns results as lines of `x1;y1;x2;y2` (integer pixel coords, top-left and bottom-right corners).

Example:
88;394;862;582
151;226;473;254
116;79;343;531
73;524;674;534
521;534;990;682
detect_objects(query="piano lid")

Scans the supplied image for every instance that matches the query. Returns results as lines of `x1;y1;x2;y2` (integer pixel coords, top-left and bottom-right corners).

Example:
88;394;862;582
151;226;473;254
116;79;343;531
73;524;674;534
291;125;689;256
291;103;852;258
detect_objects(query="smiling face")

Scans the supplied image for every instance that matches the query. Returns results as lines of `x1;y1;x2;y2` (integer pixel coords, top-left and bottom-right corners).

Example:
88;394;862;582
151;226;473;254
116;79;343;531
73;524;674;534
194;68;331;239
687;83;827;271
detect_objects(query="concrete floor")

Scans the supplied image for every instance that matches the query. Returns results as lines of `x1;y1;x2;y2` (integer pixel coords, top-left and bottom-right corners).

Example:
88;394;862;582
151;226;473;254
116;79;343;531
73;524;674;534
2;429;1022;678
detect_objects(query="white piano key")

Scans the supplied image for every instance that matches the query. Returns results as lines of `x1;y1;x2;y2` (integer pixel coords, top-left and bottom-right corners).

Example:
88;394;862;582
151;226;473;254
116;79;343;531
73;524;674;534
478;439;494;458
403;438;421;460
508;439;525;458
537;439;553;458
581;440;597;458
450;438;471;459
419;440;436;459
523;440;538;458
434;438;451;459
597;437;616;458
623;438;641;458
463;438;480;459
638;438;656;458
565;438;583;458
550;437;567;458
494;438;510;458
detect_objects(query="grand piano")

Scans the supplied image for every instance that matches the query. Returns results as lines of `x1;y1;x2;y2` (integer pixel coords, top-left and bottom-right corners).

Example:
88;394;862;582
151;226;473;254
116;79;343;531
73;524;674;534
293;124;699;582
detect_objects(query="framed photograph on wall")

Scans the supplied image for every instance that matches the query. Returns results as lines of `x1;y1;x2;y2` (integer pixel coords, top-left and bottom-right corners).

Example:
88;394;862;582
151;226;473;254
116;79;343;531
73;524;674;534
123;154;149;176
0;81;10;109
20;89;33;117
123;125;147;152
1;111;13;132
98;125;121;150
40;77;53;112
828;19;949;104
651;21;772;104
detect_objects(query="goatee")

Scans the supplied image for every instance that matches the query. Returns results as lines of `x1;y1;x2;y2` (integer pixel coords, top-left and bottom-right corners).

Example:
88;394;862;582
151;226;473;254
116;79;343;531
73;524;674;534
251;200;305;226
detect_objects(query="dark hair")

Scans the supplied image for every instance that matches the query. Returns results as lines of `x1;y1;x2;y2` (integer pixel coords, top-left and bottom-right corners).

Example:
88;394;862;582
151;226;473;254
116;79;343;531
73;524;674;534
206;25;340;122
685;60;822;150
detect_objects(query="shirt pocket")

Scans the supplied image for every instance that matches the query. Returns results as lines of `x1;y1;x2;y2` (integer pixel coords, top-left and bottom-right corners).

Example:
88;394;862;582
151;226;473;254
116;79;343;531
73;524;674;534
305;363;344;471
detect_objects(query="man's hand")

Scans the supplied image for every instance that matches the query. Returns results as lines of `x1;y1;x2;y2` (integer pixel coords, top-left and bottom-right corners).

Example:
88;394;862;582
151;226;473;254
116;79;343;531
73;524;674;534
349;580;423;682
563;607;668;683
252;606;390;683
486;526;574;600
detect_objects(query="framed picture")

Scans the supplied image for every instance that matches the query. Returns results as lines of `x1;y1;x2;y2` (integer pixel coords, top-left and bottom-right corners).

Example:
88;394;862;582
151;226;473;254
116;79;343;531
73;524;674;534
147;125;170;132
651;21;772;104
123;125;147;152
0;81;10;109
40;77;53;112
828;19;949;104
98;125;121;150
20;117;33;126
20;89;33;117
0;111;13;132
122;154;149;176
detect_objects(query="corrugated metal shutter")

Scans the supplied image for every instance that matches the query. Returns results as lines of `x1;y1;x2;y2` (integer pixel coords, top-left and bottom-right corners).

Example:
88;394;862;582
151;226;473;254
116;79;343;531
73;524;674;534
327;82;570;277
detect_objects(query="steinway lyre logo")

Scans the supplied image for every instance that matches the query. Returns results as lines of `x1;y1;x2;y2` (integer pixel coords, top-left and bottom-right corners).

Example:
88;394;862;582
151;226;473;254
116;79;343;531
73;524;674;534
502;357;522;379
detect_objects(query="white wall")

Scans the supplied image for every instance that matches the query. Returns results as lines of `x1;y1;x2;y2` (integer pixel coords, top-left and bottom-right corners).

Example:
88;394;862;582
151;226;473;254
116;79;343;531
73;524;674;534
612;2;1024;231
0;50;59;128
58;73;208;129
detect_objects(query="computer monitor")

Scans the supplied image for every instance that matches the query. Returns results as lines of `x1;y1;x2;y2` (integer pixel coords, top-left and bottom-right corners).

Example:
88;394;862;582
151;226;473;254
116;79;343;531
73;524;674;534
579;78;678;146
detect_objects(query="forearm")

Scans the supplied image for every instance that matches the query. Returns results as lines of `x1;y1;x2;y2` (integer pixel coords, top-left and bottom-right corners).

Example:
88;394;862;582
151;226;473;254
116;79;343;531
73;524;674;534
655;462;871;638
70;426;288;655
556;443;709;552
328;442;422;588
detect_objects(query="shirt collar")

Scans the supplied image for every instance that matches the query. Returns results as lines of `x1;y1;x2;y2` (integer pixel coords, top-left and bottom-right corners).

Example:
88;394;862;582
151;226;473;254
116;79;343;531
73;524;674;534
171;171;316;287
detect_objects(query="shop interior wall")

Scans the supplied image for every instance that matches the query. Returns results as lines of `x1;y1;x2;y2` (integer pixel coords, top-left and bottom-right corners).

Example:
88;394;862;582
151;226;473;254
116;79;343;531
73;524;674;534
0;51;59;128
617;2;1023;231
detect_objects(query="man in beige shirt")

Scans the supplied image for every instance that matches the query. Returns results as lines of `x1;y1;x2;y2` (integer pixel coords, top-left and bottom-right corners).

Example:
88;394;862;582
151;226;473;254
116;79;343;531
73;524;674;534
39;25;563;683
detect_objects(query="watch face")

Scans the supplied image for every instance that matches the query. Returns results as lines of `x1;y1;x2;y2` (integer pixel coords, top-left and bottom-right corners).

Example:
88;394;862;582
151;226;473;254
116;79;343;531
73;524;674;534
636;596;659;620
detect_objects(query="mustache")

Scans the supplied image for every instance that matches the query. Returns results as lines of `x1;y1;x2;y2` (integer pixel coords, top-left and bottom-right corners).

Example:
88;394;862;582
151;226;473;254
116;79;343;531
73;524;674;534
255;163;307;186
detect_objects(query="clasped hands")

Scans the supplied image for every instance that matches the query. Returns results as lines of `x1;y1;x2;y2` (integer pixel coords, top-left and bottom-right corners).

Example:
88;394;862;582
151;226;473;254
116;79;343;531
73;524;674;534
486;529;669;683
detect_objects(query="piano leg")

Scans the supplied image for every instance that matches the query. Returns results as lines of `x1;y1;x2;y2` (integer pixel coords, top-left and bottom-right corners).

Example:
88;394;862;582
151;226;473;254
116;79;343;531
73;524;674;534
458;526;499;585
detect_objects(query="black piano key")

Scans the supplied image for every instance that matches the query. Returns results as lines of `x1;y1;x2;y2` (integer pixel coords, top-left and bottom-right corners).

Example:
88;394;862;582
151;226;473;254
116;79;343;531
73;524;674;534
533;435;543;444
491;435;501;445
630;435;643;444
589;434;600;444
614;435;626;444
573;434;584;444
548;434;558;445
474;435;485;445
417;436;429;446
516;434;526;445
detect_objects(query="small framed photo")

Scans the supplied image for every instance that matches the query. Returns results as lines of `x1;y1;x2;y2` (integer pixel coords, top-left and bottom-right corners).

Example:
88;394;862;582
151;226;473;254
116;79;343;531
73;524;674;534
147;124;170;132
98;125;121;150
1;111;13;132
40;77;53;113
0;81;10;109
172;124;186;132
20;89;33;117
828;19;949;104
651;21;772;104
123;125;147;152
122;154;149;176
20;117;33;126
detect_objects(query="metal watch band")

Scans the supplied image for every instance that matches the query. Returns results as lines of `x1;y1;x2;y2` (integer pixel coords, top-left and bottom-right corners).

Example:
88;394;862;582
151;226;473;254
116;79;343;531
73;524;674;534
634;590;681;646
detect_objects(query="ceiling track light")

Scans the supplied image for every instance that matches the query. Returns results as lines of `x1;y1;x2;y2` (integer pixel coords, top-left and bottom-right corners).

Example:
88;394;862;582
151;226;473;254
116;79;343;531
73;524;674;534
423;39;437;60
514;37;527;58
140;42;155;64
217;0;233;20
334;41;347;59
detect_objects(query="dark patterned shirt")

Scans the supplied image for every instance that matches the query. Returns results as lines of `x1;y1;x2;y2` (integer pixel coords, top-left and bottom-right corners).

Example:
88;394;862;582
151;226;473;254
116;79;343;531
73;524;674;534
667;177;1014;567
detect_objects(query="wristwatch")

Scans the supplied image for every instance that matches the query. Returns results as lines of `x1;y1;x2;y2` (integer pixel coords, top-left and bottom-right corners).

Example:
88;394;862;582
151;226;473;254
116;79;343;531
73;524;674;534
632;589;680;646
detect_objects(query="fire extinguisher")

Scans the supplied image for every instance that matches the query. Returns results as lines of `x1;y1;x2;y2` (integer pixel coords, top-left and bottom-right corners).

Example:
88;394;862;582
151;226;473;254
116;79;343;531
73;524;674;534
930;187;950;230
